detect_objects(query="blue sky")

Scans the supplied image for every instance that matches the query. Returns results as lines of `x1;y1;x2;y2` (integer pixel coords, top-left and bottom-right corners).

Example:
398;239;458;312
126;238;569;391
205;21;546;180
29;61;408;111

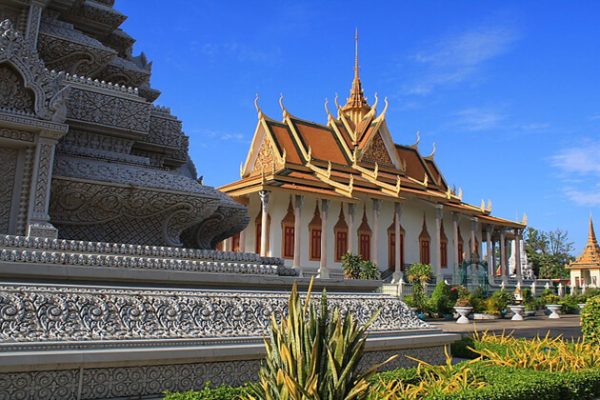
117;1;600;252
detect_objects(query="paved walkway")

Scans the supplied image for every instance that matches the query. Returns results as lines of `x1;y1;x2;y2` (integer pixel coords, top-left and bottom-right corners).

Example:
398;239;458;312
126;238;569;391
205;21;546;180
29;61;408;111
430;314;582;340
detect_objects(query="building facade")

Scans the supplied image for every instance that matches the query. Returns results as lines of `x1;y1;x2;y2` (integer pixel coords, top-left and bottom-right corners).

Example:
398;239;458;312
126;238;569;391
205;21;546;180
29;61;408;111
219;36;526;283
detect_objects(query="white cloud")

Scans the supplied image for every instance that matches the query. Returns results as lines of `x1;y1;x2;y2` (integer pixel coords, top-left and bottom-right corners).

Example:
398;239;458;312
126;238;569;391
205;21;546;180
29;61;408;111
191;129;247;143
551;142;600;175
452;107;505;131
407;25;518;95
551;140;600;206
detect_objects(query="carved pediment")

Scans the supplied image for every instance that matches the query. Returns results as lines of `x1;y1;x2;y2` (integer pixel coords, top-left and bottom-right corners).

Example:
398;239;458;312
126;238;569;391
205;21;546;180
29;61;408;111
361;131;393;165
0;64;35;114
0;19;69;123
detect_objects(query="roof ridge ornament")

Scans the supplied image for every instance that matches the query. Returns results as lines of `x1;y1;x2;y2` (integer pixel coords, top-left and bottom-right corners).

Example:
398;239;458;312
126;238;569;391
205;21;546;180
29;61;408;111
278;93;289;120
426;142;436;159
324;98;334;121
412;131;421;149
254;93;262;118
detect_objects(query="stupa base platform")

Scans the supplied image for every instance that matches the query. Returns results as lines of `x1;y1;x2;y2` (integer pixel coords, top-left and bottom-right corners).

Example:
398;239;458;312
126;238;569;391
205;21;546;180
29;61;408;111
0;281;459;399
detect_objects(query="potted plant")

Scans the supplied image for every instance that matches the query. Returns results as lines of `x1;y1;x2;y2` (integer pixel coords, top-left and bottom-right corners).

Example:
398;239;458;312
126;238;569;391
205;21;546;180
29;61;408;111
341;253;381;280
508;304;525;321
544;294;562;319
453;297;473;324
522;288;537;316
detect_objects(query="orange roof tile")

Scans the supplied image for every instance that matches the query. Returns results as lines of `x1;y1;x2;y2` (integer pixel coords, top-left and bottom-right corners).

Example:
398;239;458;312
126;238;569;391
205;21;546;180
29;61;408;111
268;122;302;164
291;119;348;164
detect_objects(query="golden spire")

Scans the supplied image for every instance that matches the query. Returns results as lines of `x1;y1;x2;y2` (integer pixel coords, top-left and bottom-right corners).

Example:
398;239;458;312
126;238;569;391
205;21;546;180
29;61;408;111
570;216;600;268
342;29;371;126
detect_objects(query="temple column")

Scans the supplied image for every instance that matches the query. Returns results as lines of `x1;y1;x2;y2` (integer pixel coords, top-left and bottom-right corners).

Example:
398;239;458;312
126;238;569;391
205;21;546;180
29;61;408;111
392;203;402;283
239;229;246;253
293;195;304;276
500;229;508;284
27;132;63;238
515;229;522;283
372;199;380;266
347;204;356;254
486;225;494;284
259;190;270;257
433;204;443;281
318;199;329;278
452;213;460;269
470;217;478;261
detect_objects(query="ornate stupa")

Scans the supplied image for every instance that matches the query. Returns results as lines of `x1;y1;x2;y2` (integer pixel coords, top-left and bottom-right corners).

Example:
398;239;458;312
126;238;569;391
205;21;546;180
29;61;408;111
568;217;600;287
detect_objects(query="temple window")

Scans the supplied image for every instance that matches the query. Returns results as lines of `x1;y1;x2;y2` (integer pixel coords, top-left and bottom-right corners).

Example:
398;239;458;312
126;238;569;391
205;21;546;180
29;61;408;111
308;203;322;261
419;216;430;265
457;227;464;264
334;205;348;262
440;222;448;268
358;206;372;261
281;198;295;259
232;232;240;252
387;215;405;270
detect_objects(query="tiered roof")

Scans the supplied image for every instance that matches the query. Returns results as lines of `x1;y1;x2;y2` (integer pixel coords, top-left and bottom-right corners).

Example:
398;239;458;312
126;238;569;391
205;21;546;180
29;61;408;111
219;35;524;229
569;217;600;270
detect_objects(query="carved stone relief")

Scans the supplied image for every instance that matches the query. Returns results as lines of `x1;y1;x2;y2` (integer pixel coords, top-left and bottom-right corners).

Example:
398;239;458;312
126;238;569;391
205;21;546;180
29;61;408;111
0;148;18;234
0;64;35;113
50;178;220;246
66;87;150;133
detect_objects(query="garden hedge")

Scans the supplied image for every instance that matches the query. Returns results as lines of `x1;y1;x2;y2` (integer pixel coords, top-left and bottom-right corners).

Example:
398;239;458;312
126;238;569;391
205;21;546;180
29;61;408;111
581;295;600;343
163;365;600;400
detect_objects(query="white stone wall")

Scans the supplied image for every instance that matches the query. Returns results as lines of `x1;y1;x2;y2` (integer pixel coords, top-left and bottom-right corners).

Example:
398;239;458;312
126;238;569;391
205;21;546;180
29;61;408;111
241;191;485;277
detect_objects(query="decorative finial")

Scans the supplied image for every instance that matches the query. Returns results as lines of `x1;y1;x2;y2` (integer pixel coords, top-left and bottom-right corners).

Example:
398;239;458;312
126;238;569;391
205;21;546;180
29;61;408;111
381;97;389;117
522;213;528;225
324;98;333;120
278;93;288;119
254;93;262;117
334;93;341;110
458;187;463;200
423;173;429;187
395;175;402;195
240;161;244;178
372;93;379;111
487;199;492;212
354;28;359;81
481;200;486;212
327;161;332;178
413;131;421;148
348;175;354;193
427;142;436;158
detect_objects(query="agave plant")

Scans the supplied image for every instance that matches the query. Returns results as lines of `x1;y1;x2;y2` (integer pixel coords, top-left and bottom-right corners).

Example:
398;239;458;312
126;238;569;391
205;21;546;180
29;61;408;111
245;279;394;400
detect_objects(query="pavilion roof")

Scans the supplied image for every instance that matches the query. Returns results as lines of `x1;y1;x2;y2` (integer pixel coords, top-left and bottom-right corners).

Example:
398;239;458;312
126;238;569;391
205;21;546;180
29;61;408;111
569;217;600;270
219;35;524;231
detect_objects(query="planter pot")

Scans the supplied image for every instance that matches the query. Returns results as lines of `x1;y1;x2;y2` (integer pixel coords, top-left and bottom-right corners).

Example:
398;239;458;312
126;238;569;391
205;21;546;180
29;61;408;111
454;306;473;324
578;303;586;310
509;305;525;321
546;304;562;319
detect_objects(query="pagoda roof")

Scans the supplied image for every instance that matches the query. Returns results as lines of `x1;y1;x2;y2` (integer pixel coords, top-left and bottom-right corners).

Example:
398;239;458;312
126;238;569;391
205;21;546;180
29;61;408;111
569;217;600;270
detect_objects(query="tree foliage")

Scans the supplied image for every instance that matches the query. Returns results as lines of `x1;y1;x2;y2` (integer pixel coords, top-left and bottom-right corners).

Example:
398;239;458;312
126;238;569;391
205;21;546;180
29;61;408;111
524;227;574;279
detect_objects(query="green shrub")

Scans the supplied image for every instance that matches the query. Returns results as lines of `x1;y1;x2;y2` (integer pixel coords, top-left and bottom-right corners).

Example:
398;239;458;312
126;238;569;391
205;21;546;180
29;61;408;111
164;384;248;400
483;290;512;316
522;288;537;311
407;263;432;312
559;295;580;314
341;253;381;280
582;295;600;344
429;281;453;315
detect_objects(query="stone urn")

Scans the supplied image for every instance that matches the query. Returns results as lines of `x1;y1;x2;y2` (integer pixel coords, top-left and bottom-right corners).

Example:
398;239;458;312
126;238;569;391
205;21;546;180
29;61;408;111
546;304;562;319
509;305;525;321
454;306;473;324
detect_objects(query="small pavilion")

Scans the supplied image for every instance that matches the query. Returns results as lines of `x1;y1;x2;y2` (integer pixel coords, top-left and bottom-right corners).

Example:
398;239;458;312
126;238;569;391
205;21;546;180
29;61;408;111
568;217;600;288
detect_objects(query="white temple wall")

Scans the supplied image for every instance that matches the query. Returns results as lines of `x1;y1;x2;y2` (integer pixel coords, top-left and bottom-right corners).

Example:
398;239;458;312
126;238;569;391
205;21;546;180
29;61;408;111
239;191;499;279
